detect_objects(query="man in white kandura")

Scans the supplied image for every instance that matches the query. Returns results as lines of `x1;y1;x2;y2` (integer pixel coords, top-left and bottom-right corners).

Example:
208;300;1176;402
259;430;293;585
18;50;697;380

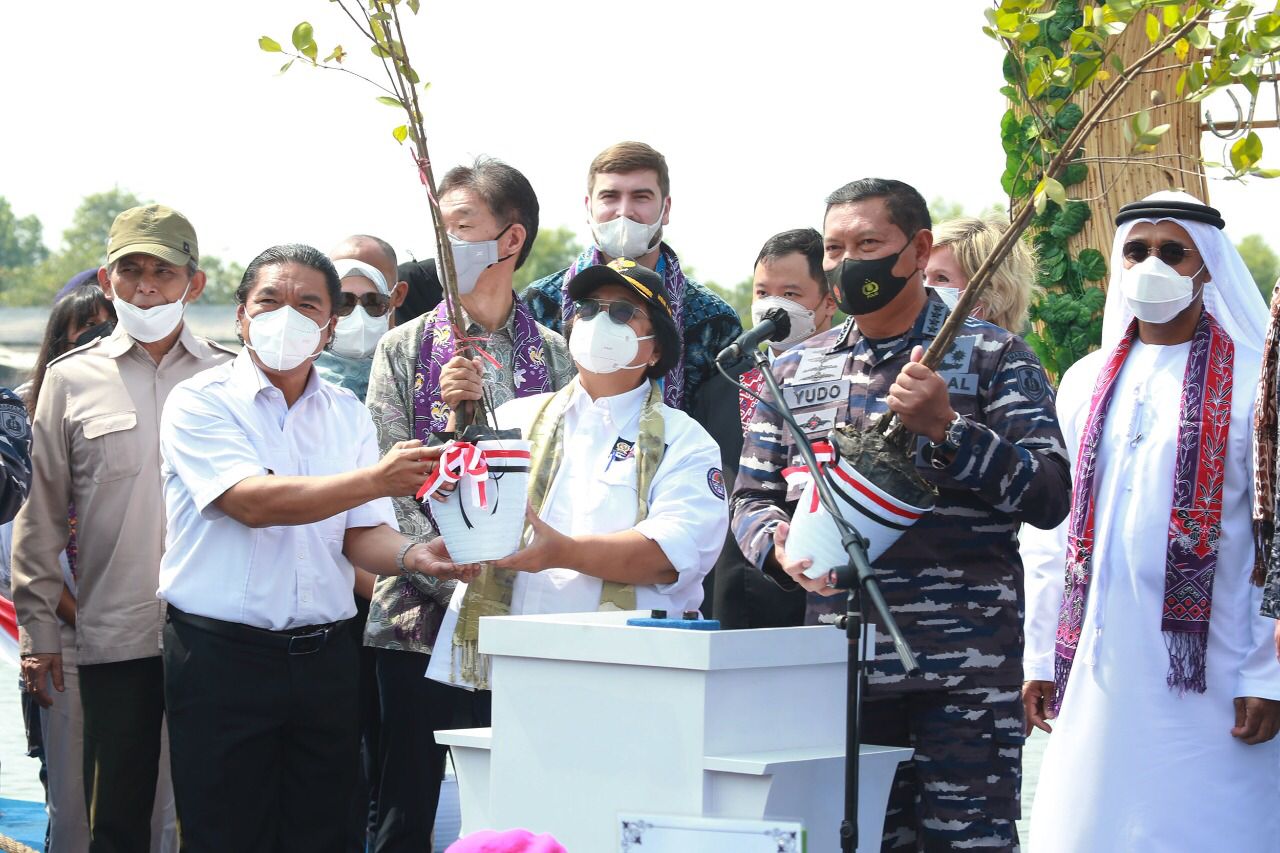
1021;191;1280;851
429;258;728;690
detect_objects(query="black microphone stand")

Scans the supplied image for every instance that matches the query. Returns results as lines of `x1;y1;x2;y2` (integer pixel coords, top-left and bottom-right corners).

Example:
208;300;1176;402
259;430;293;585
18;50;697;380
745;348;921;853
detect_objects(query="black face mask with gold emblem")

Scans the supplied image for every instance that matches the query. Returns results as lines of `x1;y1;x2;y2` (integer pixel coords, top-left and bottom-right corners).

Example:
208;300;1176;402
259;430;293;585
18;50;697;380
826;242;915;316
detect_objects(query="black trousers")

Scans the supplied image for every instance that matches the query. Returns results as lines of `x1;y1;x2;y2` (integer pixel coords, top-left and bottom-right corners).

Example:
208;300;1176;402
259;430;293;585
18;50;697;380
370;648;457;853
348;597;382;853
79;656;165;853
163;613;359;853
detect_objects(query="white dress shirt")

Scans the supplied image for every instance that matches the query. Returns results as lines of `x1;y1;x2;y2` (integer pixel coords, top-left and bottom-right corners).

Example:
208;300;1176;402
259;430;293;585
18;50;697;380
158;352;397;630
496;377;728;616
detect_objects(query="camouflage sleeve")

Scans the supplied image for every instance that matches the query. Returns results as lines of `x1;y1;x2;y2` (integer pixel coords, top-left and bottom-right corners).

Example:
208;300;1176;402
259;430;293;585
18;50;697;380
729;373;796;588
936;340;1071;530
520;271;567;335
0;387;32;525
1264;569;1280;619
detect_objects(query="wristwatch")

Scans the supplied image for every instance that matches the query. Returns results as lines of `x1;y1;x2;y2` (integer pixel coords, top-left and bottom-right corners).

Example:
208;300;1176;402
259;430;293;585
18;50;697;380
396;540;419;575
926;411;967;470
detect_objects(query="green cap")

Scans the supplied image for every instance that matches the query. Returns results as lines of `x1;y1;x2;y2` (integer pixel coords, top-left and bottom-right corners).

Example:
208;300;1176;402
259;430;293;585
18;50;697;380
106;204;199;267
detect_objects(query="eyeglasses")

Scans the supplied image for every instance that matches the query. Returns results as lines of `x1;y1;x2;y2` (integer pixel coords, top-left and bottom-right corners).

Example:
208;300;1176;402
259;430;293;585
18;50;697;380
1122;240;1200;267
335;291;392;318
575;298;647;325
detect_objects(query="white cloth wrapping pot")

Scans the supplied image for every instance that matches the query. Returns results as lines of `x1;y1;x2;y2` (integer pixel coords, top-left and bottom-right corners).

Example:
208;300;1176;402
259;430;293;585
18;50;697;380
430;438;531;564
786;455;931;578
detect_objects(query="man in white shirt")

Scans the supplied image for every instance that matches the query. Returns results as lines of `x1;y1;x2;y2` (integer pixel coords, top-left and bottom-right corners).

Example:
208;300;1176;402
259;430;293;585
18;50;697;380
1021;193;1280;851
430;258;728;690
157;244;477;853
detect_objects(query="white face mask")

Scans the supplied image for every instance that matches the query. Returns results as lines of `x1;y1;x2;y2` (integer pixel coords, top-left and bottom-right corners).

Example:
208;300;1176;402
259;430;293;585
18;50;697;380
1122;256;1202;324
449;228;512;295
569;313;653;374
928;285;961;310
751;296;819;352
590;208;664;260
330;305;389;360
112;281;190;343
245;305;326;372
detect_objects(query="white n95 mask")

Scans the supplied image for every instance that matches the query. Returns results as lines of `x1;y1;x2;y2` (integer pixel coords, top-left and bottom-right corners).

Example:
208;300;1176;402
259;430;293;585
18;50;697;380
112;281;190;343
246;305;325;372
570;313;653;374
590;213;663;260
330;306;388;360
751;296;818;352
1122;256;1201;324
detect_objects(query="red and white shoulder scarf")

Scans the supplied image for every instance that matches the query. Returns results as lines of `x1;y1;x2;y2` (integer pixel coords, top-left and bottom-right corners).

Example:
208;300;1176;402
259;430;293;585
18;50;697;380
1053;311;1233;712
738;366;767;429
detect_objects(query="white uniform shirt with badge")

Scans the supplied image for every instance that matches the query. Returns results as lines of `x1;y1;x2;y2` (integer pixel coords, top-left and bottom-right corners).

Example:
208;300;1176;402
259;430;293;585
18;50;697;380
158;351;397;631
494;377;728;616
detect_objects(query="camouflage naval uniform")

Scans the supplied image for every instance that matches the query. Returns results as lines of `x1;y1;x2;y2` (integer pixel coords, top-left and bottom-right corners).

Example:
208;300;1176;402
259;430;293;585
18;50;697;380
731;293;1070;852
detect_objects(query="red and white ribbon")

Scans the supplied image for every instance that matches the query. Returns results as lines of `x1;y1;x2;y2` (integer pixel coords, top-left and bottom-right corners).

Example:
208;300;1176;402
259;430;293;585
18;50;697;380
417;441;491;509
781;442;836;514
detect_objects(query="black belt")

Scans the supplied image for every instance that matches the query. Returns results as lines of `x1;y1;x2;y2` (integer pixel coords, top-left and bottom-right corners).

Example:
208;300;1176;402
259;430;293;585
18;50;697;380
167;606;348;656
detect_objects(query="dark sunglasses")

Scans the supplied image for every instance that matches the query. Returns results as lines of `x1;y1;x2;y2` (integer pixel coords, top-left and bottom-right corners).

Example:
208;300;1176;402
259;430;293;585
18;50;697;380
335;291;392;318
576;298;647;325
1122;240;1200;267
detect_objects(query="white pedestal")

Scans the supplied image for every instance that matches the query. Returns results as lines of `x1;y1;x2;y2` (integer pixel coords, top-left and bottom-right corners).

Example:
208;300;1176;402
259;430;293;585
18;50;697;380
435;611;912;852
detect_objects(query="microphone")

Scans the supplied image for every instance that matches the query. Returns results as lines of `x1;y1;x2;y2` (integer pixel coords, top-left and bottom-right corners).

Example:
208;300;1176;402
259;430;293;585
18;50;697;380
716;307;792;364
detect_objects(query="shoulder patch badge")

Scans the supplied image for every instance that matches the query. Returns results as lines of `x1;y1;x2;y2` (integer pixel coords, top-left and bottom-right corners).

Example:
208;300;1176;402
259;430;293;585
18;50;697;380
707;467;726;500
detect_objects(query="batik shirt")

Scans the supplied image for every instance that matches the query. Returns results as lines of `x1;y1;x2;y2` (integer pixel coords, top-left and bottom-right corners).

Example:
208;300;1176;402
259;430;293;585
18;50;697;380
363;306;575;654
731;292;1071;692
522;247;742;414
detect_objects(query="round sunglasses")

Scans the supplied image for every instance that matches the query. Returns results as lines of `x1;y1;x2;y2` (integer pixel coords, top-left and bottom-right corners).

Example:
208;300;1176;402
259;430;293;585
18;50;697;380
335;291;392;318
1122;240;1200;267
575;298;648;325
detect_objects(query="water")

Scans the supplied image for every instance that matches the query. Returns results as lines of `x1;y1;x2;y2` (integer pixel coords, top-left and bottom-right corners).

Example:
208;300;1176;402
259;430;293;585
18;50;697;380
0;305;242;386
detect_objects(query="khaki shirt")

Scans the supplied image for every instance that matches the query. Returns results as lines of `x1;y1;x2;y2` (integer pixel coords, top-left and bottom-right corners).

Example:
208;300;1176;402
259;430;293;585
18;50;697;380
12;323;234;665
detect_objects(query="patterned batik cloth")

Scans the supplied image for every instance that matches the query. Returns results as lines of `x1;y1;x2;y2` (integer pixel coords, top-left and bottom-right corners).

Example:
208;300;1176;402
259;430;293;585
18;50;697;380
1253;280;1280;597
1053;313;1233;711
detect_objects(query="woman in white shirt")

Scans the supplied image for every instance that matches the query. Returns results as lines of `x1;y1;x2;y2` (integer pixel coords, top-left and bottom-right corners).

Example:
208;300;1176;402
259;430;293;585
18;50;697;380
431;257;728;690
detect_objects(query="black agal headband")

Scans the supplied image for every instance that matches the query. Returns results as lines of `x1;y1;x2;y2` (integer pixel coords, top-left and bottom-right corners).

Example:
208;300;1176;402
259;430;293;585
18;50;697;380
1115;199;1225;230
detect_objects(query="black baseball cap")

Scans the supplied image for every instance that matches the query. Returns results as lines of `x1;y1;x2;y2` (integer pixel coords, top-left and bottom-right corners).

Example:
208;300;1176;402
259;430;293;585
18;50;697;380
567;257;672;319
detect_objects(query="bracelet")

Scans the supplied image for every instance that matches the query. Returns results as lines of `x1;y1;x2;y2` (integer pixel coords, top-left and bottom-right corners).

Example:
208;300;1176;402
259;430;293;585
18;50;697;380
395;540;418;576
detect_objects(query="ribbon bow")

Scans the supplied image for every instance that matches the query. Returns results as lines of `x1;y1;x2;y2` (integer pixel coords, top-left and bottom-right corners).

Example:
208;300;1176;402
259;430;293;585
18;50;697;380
417;441;491;509
781;441;836;514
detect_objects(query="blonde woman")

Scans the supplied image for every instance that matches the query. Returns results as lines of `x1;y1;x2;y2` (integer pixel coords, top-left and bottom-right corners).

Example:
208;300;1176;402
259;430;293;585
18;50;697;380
925;216;1042;333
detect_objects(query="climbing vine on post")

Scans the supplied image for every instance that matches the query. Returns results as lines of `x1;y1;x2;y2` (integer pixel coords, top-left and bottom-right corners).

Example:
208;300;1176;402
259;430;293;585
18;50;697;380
977;0;1280;384
259;0;485;426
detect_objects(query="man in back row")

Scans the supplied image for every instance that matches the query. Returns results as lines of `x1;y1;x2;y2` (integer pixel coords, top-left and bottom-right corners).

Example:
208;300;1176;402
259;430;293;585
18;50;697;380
523;141;741;423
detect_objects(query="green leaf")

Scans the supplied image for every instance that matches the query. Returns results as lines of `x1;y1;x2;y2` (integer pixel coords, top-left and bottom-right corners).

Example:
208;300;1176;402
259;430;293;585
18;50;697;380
1231;131;1264;172
1250;167;1280;179
291;22;314;52
1043;176;1067;207
1187;24;1210;49
1076;248;1107;281
259;36;283;53
1145;12;1160;43
1050;201;1091;239
1162;4;1179;28
407;0;420;11
278;59;294;75
1061;162;1088;187
376;95;403;108
1056;103;1084;131
392;125;409;143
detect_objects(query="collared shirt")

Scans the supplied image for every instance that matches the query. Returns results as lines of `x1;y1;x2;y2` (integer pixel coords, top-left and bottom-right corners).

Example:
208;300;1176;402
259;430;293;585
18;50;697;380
158;351;396;630
363;302;575;653
731;292;1071;692
12;324;234;664
493;378;728;615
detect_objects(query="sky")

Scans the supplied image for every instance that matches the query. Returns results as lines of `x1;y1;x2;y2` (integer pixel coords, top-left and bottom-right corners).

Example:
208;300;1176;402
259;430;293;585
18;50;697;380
2;0;1279;288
